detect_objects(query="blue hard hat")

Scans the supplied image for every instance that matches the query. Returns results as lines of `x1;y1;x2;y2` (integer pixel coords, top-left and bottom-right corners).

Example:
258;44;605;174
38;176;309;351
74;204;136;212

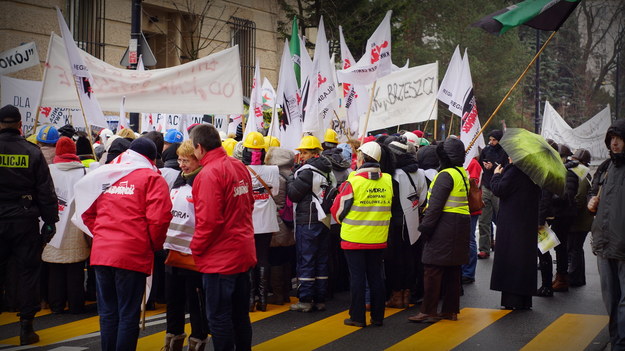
37;125;60;144
164;129;183;143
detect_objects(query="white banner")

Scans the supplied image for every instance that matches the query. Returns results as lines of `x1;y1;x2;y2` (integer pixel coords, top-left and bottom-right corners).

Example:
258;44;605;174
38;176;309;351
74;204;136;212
41;33;243;115
541;101;610;163
0;42;40;75
364;62;438;133
437;45;462;107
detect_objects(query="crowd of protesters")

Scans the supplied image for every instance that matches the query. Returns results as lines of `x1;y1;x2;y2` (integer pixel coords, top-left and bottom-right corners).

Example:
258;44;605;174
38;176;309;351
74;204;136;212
1;104;623;350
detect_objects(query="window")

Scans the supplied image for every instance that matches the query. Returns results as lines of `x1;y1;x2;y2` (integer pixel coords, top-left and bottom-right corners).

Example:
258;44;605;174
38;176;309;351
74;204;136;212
67;0;106;59
229;17;256;97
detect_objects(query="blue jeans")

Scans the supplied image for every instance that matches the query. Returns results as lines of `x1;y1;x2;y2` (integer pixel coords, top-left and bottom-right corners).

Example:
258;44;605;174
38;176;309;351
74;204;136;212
344;249;385;324
203;271;252;351
597;256;625;351
94;266;146;351
295;223;329;302
462;215;479;279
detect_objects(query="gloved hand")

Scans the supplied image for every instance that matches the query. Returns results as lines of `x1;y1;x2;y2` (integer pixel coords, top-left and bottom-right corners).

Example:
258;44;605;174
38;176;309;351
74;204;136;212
41;223;56;244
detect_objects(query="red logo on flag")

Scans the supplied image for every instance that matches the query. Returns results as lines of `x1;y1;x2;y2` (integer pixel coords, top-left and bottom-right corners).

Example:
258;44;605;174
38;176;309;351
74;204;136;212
40;107;52;117
343;58;352;69
370;41;389;64
317;73;327;87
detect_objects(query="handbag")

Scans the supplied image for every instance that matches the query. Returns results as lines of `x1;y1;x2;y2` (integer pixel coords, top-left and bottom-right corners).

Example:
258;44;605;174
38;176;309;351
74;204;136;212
165;250;198;271
451;167;484;213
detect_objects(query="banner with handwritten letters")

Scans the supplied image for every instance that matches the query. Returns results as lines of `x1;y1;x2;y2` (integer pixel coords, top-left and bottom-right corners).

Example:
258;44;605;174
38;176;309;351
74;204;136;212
541;101;610;163
364;62;438;133
0;42;40;75
140;113;207;133
41;33;243;115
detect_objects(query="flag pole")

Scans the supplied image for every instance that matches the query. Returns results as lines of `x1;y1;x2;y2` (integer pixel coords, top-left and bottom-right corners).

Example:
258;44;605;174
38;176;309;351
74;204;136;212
71;76;98;160
360;81;377;143
434;118;438;140
465;30;558;152
447;113;454;137
32;33;56;137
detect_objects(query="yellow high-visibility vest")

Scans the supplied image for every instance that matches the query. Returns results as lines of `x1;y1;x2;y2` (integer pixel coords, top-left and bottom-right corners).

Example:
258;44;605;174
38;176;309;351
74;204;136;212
426;167;470;215
340;172;393;244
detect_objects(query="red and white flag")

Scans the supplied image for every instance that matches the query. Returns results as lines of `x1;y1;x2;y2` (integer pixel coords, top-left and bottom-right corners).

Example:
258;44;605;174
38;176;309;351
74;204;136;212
275;39;303;151
302;16;338;140
244;59;264;138
55;7;108;129
339;26;368;139
336;11;392;86
456;50;485;167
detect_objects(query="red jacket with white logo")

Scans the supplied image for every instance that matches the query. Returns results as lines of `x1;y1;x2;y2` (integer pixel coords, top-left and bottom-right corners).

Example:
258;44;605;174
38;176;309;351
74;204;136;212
83;168;173;275
190;147;257;274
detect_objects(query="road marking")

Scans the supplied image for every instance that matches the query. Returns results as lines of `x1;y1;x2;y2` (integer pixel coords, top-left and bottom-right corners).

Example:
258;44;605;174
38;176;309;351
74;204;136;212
0;305;166;347
0;302;96;327
520;313;609;351
253;307;404;351
136;299;294;351
386;308;511;351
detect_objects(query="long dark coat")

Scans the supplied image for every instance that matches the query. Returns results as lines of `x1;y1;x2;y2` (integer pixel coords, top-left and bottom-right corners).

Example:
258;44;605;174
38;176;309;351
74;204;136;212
489;164;541;296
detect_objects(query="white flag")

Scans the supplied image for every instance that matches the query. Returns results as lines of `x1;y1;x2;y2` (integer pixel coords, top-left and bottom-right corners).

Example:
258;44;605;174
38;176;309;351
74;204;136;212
243;59;263;138
118;96;129;130
456;51;485;167
275;40;303;151
339;26;368;139
299;35;313;89
302;16;338;140
336;11;392;85
261;78;276;109
56;7;108;129
438;45;463;107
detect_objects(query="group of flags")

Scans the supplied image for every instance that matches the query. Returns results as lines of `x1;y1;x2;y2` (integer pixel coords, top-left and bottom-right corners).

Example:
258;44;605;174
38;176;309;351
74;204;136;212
50;0;581;154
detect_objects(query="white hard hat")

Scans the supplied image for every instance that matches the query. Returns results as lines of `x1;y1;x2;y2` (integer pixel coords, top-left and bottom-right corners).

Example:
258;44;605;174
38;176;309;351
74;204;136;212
357;141;382;162
403;131;419;146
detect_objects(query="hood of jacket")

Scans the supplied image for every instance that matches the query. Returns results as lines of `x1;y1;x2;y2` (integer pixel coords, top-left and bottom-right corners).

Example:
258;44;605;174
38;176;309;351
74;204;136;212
417;145;439;170
436;137;465;168
306;155;333;173
322;148;351;171
394;151;419;173
265;147;295;168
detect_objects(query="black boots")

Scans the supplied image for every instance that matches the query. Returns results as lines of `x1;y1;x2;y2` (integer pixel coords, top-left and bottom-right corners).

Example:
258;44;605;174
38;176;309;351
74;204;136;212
20;318;39;345
256;266;268;312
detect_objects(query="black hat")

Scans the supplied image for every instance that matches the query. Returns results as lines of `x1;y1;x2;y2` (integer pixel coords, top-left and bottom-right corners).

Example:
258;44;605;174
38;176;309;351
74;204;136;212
130;137;157;161
58;124;76;138
106;138;131;164
488;130;503;141
0;105;21;123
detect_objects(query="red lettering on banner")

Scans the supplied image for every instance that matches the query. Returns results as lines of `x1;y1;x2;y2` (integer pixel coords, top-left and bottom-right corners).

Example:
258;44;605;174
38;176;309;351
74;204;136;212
370;41;389;64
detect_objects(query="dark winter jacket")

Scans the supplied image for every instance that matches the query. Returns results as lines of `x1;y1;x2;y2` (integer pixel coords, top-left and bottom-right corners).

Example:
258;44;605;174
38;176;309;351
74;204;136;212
591;119;625;260
162;143;181;170
416;145;439;171
0;128;58;224
551;161;579;218
287;155;333;225
419;138;470;266
322;148;351;187
479;143;509;190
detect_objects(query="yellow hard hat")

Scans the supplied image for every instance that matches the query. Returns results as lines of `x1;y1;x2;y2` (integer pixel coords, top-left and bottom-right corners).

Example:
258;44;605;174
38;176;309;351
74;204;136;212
324;128;339;144
296;135;322;151
222;138;237;156
263;136;281;151
242;131;266;149
26;133;38;144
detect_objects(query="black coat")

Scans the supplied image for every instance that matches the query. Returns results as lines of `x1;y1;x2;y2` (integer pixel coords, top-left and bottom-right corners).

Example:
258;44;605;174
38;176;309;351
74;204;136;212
479;144;509;190
490;165;541;296
287;156;332;225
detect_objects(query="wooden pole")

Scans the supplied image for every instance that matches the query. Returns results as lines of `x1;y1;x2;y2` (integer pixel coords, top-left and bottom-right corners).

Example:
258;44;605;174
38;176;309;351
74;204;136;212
70;76;98;160
447;113;454;138
360;80;377;143
465;30;558;152
434;118;438;141
32;33;56;137
141;290;147;330
332;110;351;141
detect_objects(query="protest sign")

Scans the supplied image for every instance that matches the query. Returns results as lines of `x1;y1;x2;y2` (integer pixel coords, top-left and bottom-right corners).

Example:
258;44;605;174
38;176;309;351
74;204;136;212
0;42;40;75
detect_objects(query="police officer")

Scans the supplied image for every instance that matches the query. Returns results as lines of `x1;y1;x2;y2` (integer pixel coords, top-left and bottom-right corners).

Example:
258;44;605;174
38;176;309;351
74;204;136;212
0;105;58;345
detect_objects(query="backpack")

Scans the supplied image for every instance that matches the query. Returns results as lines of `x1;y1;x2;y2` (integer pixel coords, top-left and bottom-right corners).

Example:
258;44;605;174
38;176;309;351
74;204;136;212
311;169;338;215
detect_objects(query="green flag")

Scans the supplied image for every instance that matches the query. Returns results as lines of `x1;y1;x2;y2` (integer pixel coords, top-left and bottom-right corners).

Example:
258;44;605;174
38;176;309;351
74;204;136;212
472;0;580;35
289;17;302;87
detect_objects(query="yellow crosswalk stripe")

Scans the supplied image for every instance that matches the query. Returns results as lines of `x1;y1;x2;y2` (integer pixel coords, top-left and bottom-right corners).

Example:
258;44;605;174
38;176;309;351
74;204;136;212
386;308;511;351
253;307;404;351
136;299;294;351
0;302;96;327
520;313;609;351
0;305;166;346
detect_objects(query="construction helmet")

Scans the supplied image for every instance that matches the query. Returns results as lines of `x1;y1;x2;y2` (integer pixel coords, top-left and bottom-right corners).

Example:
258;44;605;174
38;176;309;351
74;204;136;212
324;129;339;144
358;141;382;162
37;125;60;144
222;138;237;156
572;148;591;166
419;138;430;146
243;131;266;149
164;129;184;143
403;131;419;146
296;135;322;151
264;136;281;151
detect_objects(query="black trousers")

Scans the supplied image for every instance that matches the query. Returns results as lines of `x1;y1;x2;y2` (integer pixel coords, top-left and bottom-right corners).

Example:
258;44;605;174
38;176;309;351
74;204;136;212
0;219;42;319
165;266;208;339
385;221;415;292
47;261;86;313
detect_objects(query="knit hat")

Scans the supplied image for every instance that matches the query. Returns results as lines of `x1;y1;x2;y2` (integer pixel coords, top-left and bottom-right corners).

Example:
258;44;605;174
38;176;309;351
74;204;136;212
488;130;503;141
0;105;21;123
58;124;76;138
413;130;424;138
106;138;131;164
55;136;76;156
75;135;92;156
388;141;410;155
130;137;157;161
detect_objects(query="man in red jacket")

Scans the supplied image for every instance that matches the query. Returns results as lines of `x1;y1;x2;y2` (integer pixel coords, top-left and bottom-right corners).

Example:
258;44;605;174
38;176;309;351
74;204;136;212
190;124;256;351
81;138;172;351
